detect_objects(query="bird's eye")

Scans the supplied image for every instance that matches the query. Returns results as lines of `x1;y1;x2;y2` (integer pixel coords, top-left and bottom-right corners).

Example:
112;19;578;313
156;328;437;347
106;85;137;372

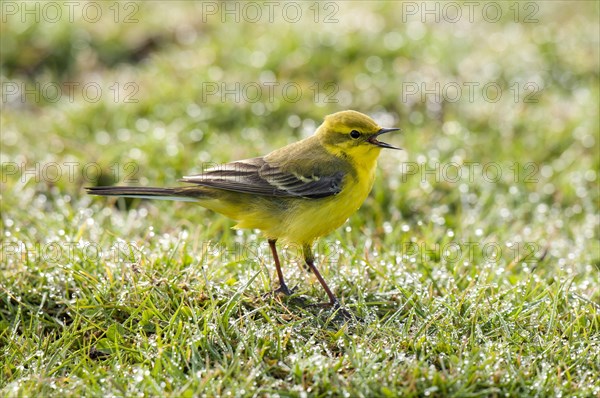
350;130;361;139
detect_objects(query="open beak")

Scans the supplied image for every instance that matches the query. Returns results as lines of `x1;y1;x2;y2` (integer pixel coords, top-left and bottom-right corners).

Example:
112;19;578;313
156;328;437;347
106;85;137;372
368;127;401;150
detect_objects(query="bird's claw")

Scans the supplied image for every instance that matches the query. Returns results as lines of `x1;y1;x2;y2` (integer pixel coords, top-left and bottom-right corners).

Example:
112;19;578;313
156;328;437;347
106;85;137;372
275;283;296;296
263;283;296;298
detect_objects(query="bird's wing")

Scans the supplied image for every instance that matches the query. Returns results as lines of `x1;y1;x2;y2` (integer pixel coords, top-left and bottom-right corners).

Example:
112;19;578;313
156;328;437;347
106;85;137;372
179;157;345;199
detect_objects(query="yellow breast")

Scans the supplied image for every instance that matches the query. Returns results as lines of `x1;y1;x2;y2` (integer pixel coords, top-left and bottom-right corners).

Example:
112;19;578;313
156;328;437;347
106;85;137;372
263;162;377;244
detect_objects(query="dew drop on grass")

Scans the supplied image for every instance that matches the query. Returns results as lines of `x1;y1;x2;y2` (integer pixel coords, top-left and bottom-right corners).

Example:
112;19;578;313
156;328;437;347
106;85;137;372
528;193;540;203
383;222;393;234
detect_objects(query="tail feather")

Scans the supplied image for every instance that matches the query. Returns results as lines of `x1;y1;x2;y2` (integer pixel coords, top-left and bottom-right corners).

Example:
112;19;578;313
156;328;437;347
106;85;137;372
86;186;200;202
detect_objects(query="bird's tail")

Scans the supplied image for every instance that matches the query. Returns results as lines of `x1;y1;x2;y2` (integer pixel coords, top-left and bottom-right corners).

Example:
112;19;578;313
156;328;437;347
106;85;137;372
86;186;200;202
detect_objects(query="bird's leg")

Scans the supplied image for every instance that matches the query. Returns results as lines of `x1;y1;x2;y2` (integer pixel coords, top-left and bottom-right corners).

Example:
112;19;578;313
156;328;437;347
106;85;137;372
302;244;339;307
303;245;354;319
269;239;293;296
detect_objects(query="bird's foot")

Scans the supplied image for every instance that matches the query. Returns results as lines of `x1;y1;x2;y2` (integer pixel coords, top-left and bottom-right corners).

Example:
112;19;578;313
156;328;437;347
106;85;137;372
263;284;310;307
275;283;296;296
263;283;294;298
309;300;357;321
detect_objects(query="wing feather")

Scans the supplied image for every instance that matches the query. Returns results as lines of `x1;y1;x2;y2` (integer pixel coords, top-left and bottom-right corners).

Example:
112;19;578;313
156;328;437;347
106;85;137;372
179;157;344;199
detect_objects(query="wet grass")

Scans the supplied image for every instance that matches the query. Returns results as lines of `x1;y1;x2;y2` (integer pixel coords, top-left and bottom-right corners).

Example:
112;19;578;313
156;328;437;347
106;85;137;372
1;2;599;397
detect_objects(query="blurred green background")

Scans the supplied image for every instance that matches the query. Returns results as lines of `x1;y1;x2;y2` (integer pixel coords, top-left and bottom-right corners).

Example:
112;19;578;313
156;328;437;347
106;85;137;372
1;1;599;397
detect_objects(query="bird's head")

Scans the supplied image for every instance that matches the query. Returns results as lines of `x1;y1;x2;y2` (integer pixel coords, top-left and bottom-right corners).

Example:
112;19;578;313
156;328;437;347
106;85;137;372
316;110;400;164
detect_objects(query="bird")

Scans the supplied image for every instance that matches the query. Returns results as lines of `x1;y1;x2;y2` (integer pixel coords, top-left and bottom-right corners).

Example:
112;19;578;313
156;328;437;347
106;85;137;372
87;110;400;311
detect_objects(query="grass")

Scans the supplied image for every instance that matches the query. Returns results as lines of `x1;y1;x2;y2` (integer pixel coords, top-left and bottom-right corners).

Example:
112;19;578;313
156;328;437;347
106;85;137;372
1;2;599;397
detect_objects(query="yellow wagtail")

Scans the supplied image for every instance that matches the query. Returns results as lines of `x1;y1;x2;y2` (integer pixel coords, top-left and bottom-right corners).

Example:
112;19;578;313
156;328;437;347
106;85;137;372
87;110;400;309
